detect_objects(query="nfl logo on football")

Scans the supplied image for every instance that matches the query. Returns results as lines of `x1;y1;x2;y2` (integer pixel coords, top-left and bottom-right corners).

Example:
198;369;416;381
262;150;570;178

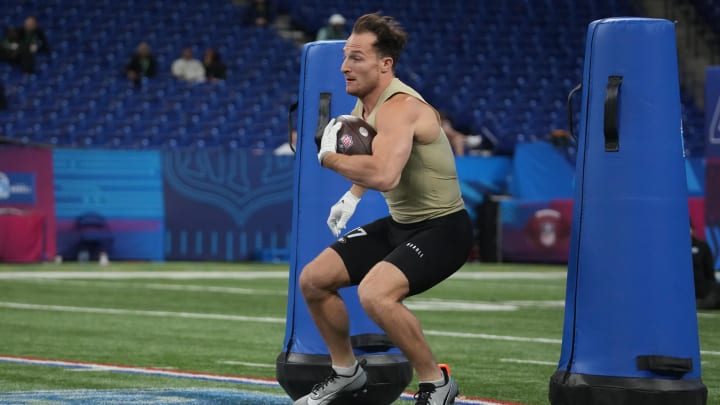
340;134;354;151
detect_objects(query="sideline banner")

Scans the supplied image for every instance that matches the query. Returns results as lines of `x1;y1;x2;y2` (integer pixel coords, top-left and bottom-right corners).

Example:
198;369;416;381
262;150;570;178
162;149;294;261
0;147;56;261
54;149;164;261
705;66;720;268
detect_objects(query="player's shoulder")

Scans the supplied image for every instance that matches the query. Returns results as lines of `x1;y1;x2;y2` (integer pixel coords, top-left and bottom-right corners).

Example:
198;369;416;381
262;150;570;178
380;92;429;117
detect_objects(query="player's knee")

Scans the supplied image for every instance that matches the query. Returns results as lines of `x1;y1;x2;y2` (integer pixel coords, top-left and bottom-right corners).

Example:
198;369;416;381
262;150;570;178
299;263;335;302
357;283;386;319
299;264;320;300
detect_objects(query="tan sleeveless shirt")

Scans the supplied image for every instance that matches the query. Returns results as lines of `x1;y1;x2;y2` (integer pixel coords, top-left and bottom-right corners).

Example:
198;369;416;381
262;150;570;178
350;78;465;223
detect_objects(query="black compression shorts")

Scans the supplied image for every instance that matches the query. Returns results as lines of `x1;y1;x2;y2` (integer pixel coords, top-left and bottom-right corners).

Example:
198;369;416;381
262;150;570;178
330;209;473;296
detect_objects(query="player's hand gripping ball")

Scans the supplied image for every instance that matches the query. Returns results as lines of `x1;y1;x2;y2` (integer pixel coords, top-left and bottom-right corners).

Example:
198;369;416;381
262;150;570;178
335;115;376;155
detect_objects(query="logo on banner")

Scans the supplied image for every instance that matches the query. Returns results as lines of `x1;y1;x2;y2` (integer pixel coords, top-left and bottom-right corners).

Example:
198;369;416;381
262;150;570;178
0;172;37;204
525;208;570;248
711;96;720;145
0;172;9;199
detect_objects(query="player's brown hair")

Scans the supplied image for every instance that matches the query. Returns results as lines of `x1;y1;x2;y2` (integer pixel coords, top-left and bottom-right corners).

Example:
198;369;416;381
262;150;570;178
352;13;408;73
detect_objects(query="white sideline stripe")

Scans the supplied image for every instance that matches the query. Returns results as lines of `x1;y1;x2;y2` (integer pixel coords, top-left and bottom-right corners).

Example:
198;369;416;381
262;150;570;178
450;272;566;280
697;312;720;319
1;301;562;345
0;271;289;280
0;302;285;324
0;356;280;387
218;361;275;368
406;298;564;312
407;301;518;311
0;357;514;405
18;279;286;296
0;270;567;281
6;301;717;353
424;330;561;344
500;358;557;366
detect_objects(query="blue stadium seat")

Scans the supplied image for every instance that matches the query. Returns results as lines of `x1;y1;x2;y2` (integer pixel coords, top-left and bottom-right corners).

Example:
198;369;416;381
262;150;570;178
0;0;706;154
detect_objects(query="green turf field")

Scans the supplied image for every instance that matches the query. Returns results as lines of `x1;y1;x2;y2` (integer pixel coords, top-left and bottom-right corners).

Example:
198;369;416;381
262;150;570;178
0;262;716;404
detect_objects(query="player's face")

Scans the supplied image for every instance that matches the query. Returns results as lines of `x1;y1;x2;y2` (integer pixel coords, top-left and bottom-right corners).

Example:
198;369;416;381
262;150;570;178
341;32;387;97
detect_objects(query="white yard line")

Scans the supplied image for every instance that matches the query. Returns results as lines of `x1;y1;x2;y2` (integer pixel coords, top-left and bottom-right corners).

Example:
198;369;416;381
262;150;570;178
0;271;289;280
701;350;720;356
500;358;557;366
406;298;564;312
0;302;285;324
12;279;286;296
0;356;280;387
218;361;276;368
450;272;567;280
0;270;568;281
0;301;562;345
424;330;562;344
406;301;519;311
697;312;720;319
3;301;717;354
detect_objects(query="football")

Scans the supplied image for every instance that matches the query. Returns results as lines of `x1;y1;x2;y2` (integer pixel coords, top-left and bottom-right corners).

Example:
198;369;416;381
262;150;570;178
335;115;376;155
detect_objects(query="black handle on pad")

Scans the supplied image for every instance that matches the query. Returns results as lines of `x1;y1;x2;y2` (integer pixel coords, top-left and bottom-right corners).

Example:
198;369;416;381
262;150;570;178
287;101;298;153
637;355;693;377
604;75;622;152
566;83;582;141
314;92;332;152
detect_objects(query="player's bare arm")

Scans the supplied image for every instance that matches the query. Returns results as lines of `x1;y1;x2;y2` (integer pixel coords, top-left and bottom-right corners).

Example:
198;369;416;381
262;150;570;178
321;94;433;191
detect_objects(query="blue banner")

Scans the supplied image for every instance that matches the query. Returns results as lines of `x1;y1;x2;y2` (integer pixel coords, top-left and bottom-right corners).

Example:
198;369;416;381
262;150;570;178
706;66;720;156
162;149;294;261
0;172;36;204
54;150;164;261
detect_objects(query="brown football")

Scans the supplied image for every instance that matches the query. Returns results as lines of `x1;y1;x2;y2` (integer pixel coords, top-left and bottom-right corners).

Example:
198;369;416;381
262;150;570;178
335;115;376;155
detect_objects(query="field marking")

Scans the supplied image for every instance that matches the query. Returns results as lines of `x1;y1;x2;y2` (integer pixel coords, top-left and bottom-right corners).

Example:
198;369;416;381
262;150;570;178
0;389;292;405
0;270;567;281
406;298;564;312
0;355;524;405
0;271;289;280
697;312;720;319
500;358;557;366
12;279;287;296
407;301;518;311
0;355;280;386
4;301;717;353
451;272;566;280
0;302;285;324
218;360;276;368
425;330;561;344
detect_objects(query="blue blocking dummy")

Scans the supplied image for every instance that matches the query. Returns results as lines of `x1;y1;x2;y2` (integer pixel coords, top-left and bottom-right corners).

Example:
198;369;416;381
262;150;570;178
275;41;412;404
549;18;707;405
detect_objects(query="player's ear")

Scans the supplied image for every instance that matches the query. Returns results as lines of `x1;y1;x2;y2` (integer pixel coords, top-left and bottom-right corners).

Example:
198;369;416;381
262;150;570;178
380;57;393;73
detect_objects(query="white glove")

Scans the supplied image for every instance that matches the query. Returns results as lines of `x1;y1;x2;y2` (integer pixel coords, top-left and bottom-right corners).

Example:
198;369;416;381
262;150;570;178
327;191;360;237
318;118;341;165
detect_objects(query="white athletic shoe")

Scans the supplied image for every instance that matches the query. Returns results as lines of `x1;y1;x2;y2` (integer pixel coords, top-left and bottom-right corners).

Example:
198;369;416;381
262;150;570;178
293;360;367;405
413;368;459;405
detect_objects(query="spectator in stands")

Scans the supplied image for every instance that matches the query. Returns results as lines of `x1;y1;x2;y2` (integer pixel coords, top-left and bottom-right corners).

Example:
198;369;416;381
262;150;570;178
0;27;23;69
0;81;7;110
691;221;720;310
243;0;276;28
125;42;157;87
16;16;50;74
171;47;205;83
439;111;482;157
316;14;347;41
203;48;227;82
